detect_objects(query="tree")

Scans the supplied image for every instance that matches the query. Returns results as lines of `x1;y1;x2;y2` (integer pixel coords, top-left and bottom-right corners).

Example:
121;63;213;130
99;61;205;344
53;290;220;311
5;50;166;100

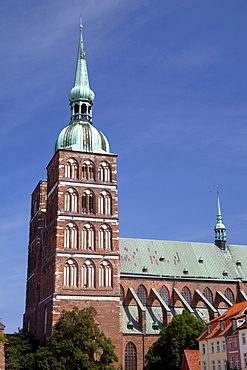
5;329;39;370
34;306;118;370
145;310;206;370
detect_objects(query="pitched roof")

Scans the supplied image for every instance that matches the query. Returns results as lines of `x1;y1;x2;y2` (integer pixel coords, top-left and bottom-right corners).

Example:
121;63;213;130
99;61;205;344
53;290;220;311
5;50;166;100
119;238;247;280
182;350;200;370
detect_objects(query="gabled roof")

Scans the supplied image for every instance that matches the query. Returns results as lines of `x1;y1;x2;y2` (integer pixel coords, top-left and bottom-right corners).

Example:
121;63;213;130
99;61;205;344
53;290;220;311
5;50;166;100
182;350;200;370
119;238;247;280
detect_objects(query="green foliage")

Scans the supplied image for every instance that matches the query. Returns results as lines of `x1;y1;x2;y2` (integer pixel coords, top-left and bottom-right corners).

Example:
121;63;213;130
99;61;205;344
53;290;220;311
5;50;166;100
5;329;40;370
145;310;206;370
0;332;8;344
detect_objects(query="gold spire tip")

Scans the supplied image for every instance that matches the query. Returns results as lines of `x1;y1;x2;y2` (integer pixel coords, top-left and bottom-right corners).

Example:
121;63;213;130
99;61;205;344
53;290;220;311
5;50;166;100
79;14;83;28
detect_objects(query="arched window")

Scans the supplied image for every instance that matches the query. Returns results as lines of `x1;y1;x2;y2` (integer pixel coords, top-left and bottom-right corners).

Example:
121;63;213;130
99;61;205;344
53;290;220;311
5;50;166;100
98;191;111;215
82;160;94;180
203;287;213;304
99;261;112;287
98;161;111;182
64;188;78;212
44;306;48;335
82;190;95;214
224;288;234;303
64;259;78;287
82;260;95;288
98;225;112;249
160;285;170;305
64;222;78;249
82;224;95;250
182;286;192;305
65;158;78;179
137;284;147;306
120;285;124;301
125;342;137;370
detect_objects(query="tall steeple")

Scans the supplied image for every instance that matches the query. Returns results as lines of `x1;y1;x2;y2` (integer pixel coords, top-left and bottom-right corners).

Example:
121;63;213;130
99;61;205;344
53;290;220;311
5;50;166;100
214;188;227;250
54;20;110;154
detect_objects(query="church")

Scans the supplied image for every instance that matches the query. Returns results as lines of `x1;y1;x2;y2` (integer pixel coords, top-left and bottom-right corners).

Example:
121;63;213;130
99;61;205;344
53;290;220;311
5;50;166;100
23;24;247;369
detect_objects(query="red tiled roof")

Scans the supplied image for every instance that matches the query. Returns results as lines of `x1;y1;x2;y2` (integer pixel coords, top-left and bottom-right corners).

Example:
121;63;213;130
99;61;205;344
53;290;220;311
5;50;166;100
182;350;200;370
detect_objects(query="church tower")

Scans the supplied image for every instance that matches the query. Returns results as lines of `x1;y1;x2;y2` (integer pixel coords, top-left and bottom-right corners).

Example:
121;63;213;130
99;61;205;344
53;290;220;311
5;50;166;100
24;23;122;356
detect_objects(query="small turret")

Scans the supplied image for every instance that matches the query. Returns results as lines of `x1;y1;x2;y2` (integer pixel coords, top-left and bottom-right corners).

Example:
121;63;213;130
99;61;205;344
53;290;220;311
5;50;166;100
214;189;227;250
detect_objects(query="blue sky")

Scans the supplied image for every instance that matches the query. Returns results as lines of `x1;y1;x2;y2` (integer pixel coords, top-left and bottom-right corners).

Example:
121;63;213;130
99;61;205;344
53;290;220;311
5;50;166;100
1;0;247;332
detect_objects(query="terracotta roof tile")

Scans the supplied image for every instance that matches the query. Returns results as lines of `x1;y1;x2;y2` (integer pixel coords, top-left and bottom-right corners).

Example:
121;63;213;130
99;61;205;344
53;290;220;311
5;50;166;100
182;350;200;370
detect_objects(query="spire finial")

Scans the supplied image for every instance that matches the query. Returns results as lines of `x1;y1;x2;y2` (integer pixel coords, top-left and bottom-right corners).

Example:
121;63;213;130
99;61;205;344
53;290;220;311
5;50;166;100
79;14;83;29
214;186;227;250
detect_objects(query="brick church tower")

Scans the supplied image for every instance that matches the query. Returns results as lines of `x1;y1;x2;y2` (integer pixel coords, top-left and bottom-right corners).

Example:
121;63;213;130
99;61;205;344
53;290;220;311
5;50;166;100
23;24;122;356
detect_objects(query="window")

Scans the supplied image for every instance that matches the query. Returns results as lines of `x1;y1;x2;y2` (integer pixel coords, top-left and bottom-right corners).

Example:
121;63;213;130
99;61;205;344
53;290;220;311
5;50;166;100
64;259;78;287
244;353;247;367
223;360;227;370
211;342;214;353
99;261;112;287
216;341;220;352
82;224;95;250
65;158;78;179
160;286;170;305
181;286;191;305
201;343;206;355
65;188;78;212
98;224;112;250
222;340;226;351
242;333;246;345
228;338;232;349
220;321;225;331
208;325;212;334
203;287;213;304
125;342;137;370
98;191;111;215
232;320;236;331
229;357;233;369
224;288;234;303
82;190;95;214
202;361;207;370
233;337;238;348
235;356;239;369
217;360;221;370
64;222;78;249
44;307;48;335
120;285;124;301
212;360;215;370
82;160;94;180
82;260;95;288
137;285;147;306
98;162;111;182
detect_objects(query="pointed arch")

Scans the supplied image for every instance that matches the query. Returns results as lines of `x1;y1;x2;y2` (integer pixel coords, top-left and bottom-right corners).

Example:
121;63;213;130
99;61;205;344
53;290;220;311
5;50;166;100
98;161;111;182
82;223;95;250
65;158;78;179
182;286;192;305
224;288;234;303
99;260;112;287
63;259;78;287
64;222;78;249
82;189;95;214
160;285;170;305
64;188;78;212
137;284;147;306
125;342;137;370
98;224;112;250
203;287;213;304
82;260;95;288
82;160;95;181
120;285;124;301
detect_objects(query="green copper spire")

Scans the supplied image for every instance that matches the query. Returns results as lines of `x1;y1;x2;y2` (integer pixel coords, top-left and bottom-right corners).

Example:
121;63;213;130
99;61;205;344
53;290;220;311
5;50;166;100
214;188;227;250
68;21;95;123
54;21;110;154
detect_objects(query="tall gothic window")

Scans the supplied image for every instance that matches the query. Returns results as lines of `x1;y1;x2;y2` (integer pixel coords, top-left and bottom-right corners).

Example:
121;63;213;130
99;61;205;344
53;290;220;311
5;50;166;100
82;160;94;180
98;161;111;182
82;190;95;214
125;342;137;370
203;287;213;304
99;261;112;287
64;222;78;249
64;259;78;287
98;224;112;249
137;284;147;306
160;285;170;305
224;288;234;303
64;188;78;212
182;286;192;305
65;158;78;179
82;224;95;250
98;191;111;215
82;260;95;288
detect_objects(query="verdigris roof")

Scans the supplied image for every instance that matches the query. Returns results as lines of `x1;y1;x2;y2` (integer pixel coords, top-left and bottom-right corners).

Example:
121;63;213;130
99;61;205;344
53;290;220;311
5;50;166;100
119;238;247;281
